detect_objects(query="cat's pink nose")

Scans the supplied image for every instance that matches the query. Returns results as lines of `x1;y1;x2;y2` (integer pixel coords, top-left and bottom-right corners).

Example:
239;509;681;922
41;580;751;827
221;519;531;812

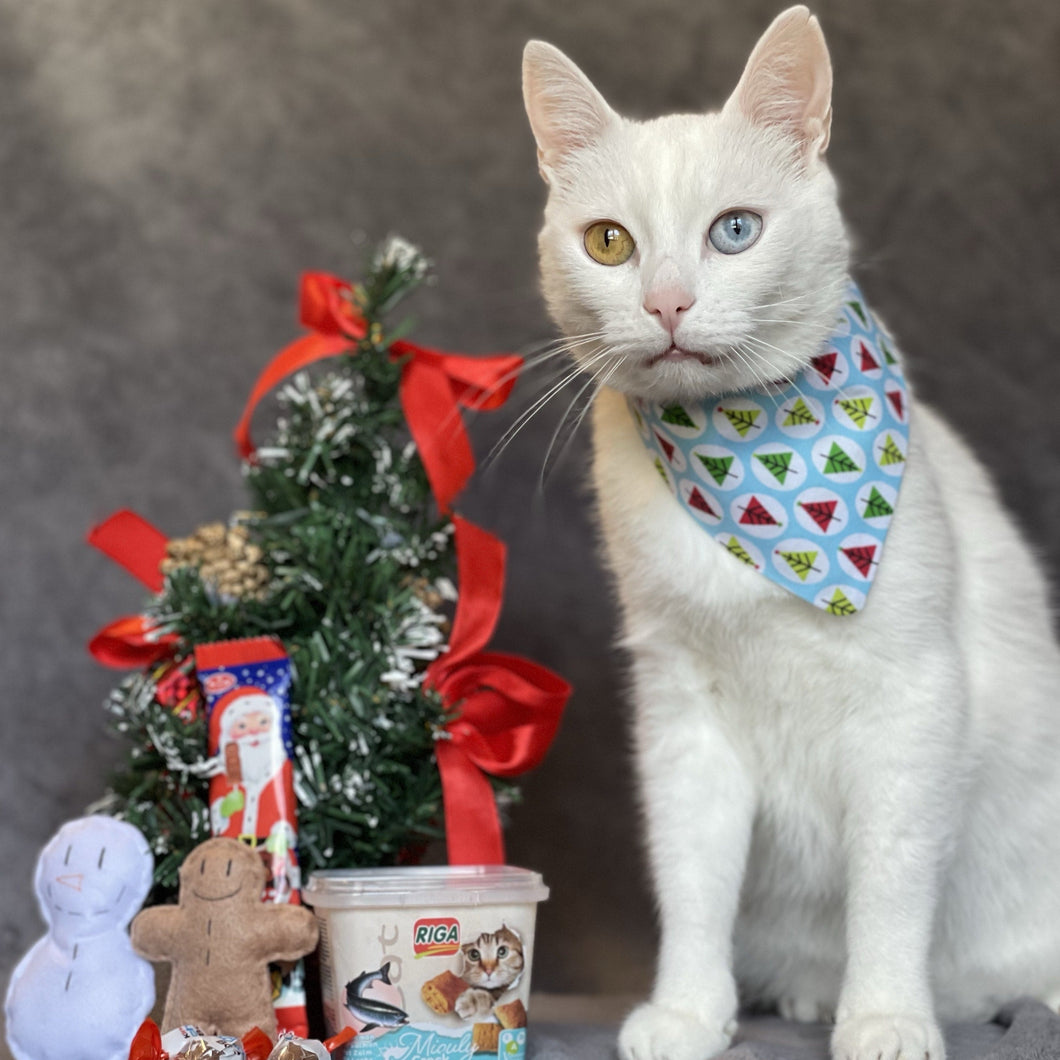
644;285;695;336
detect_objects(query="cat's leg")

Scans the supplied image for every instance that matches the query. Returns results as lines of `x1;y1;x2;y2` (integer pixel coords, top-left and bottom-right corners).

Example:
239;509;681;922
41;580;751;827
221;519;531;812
829;663;962;1060
618;666;756;1060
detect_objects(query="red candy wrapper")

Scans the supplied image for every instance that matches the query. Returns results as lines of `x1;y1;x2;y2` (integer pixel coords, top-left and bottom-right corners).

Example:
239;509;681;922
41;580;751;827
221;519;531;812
195;637;309;1036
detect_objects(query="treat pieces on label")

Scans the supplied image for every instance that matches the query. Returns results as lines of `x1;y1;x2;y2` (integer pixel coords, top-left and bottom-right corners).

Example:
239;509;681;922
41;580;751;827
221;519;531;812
131;837;318;1039
4;816;155;1060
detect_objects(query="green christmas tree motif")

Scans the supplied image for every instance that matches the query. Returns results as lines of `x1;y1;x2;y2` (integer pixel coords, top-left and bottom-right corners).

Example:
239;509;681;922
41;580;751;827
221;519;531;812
881;337;898;366
846;299;868;327
719;405;762;438
723;536;759;569
822;441;861;476
776;549;820;582
661;404;696;429
654;457;669;483
782;397;819;428
837;396;877;429
824;587;858;616
862;486;895;520
696;452;735;487
878;434;906;467
754;449;797;485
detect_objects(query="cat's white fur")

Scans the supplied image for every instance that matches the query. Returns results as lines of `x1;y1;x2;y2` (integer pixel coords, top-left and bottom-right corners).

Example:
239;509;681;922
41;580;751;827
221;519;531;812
522;8;1060;1060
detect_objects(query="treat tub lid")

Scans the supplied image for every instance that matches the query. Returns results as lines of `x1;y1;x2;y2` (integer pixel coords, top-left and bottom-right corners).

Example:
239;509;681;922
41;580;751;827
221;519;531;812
304;865;549;909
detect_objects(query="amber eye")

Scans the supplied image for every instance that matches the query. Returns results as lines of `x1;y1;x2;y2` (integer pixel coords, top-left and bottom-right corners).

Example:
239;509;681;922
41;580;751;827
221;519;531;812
584;221;635;266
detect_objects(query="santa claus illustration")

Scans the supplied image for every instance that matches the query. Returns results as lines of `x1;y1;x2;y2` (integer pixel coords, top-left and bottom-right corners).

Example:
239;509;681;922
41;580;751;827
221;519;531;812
208;687;298;896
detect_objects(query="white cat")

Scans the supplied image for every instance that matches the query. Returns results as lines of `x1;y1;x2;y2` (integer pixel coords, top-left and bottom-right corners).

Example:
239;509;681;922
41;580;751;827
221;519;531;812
521;8;1060;1060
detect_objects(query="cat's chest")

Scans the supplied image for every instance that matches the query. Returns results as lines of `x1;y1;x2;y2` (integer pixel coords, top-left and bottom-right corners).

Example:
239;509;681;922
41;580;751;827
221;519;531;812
589;388;882;733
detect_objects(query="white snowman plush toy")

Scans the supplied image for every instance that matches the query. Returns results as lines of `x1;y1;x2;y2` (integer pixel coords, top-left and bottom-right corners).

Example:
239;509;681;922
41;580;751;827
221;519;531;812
5;815;155;1060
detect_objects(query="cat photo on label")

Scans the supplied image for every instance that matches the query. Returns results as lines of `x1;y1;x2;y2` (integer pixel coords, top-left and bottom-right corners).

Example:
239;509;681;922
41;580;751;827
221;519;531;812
453;925;525;1020
522;7;1060;1060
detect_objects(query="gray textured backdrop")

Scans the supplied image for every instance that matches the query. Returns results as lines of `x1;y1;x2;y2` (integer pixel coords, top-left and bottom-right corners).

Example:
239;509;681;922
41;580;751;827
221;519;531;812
2;0;1059;1039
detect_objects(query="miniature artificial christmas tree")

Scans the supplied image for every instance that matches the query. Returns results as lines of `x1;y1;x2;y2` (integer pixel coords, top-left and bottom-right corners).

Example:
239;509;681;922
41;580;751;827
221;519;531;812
89;238;568;899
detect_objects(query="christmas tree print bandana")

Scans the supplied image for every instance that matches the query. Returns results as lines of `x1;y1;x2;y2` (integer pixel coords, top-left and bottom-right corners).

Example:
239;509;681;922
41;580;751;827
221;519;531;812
630;281;909;616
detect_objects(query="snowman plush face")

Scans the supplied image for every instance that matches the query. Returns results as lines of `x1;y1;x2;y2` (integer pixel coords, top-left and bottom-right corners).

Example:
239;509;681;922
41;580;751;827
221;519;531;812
35;816;153;943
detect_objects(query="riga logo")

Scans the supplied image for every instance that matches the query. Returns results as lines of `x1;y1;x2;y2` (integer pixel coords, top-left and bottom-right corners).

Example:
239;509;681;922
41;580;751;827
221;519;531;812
413;917;460;957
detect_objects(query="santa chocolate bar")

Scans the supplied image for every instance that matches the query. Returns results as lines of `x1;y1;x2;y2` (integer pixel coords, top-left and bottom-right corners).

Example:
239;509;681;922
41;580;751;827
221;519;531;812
194;636;308;1035
195;637;298;897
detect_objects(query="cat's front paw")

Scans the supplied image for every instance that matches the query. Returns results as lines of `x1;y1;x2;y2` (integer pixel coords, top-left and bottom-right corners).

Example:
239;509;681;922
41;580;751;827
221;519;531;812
831;1013;944;1060
618;1001;735;1060
454;987;493;1020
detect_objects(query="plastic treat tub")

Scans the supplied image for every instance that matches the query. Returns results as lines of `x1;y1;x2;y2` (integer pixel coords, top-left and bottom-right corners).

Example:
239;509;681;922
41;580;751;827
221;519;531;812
304;865;549;1060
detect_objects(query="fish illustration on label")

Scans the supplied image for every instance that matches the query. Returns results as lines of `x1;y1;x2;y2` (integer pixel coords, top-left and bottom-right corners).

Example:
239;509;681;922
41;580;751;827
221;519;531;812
344;963;410;1032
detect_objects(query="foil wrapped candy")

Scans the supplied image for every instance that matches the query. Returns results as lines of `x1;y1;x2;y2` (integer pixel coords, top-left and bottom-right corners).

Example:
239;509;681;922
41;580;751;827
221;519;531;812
267;1029;357;1060
129;1022;270;1060
128;1021;355;1060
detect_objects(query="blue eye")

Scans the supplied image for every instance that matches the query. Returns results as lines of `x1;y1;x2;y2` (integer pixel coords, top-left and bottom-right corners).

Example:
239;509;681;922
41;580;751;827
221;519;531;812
708;210;763;254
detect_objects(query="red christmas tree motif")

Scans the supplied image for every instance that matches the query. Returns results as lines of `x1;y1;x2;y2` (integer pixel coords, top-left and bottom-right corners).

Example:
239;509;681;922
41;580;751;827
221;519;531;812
798;498;840;532
886;387;905;420
841;543;878;579
739;496;781;527
688;487;719;519
810;351;838;384
858;342;880;373
654;431;676;463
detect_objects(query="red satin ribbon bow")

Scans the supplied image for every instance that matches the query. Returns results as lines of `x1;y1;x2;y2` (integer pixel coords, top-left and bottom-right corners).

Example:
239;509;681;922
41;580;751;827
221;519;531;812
87;510;177;669
426;518;571;865
234;272;523;513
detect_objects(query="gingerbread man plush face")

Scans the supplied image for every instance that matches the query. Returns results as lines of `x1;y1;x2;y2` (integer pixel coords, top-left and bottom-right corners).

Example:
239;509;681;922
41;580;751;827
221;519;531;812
181;839;264;907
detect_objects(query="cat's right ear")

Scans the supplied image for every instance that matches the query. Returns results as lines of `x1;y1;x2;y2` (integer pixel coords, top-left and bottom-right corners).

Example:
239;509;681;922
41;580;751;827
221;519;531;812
522;41;617;184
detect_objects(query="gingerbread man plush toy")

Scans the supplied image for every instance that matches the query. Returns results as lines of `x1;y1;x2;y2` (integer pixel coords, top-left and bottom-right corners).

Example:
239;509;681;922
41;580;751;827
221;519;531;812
131;837;318;1038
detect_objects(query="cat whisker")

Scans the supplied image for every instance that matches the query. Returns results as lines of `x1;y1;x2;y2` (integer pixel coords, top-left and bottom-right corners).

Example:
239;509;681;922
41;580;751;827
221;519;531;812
538;349;620;491
418;346;569;455
426;335;609;453
483;345;617;474
745;316;830;330
740;335;818;410
748;277;848;314
728;343;783;409
520;330;609;359
544;358;623;489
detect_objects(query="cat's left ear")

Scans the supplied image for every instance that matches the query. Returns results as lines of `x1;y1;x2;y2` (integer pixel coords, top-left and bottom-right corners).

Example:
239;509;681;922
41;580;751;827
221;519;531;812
722;5;832;160
522;41;618;183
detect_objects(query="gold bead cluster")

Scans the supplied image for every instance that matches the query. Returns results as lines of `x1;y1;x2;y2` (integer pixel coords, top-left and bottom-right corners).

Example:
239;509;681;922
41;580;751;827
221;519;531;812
161;520;270;601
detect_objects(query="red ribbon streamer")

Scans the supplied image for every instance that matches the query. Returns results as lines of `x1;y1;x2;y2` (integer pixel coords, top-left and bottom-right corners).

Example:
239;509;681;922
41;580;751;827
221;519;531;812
87;509;169;593
88;614;177;670
426;518;571;865
87;511;177;669
232;272;523;512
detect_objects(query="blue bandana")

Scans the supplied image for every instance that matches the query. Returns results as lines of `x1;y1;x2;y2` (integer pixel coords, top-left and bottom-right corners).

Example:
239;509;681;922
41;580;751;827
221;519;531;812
630;281;909;616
